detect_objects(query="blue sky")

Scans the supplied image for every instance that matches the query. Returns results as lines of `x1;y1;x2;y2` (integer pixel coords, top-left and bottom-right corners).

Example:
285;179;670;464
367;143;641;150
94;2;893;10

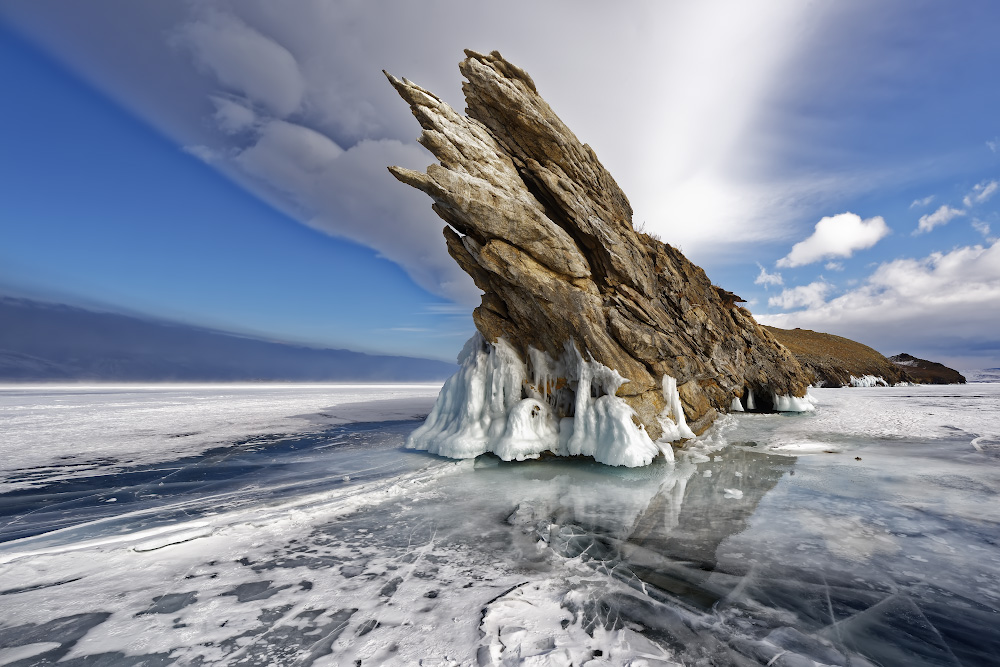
1;1;998;368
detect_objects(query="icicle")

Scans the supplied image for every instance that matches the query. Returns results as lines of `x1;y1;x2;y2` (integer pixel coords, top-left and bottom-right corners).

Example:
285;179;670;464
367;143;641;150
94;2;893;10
407;334;662;467
658;375;696;443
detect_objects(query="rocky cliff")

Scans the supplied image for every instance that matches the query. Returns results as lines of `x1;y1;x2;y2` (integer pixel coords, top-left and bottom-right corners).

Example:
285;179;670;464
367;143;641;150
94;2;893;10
765;326;909;387
385;50;812;463
890;353;966;384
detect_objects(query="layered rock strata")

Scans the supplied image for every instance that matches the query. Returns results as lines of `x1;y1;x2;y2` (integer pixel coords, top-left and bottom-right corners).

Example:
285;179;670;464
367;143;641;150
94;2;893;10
386;50;812;462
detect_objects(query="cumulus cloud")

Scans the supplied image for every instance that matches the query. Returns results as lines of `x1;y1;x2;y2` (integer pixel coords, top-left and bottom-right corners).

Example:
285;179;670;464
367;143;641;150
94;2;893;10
759;240;1000;365
915;204;965;234
754;263;783;287
777;212;890;268
910;195;935;208
963;179;998;208
767;281;831;310
825;261;844;271
972;219;992;238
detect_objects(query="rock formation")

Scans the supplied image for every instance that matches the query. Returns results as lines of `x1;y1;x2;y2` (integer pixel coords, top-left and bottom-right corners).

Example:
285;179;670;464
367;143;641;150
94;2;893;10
765;326;910;387
386;50;812;464
890;353;966;384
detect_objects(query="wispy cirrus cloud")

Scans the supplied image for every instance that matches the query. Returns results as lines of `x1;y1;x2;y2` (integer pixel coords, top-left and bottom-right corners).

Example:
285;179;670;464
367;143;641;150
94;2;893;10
963;179;998;208
972;219;990;234
915;204;965;234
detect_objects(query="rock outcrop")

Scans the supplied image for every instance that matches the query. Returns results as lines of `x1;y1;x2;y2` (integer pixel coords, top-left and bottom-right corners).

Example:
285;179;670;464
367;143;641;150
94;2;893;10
385;50;811;461
765;326;909;387
890;353;966;384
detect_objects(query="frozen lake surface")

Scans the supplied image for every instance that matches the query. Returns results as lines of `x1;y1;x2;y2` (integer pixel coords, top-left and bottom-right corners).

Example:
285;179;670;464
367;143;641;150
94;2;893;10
1;383;999;665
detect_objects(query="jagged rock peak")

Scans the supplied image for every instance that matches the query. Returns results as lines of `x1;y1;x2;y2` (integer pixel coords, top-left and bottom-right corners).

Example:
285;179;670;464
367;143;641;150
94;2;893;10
386;50;811;452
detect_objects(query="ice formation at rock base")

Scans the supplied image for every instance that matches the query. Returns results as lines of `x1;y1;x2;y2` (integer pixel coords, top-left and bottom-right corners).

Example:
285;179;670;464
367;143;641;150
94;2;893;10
408;335;816;467
850;374;889;387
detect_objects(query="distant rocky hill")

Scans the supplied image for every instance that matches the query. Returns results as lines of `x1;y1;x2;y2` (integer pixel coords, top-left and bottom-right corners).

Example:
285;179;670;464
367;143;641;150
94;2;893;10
889;353;966;384
0;296;456;382
764;326;908;387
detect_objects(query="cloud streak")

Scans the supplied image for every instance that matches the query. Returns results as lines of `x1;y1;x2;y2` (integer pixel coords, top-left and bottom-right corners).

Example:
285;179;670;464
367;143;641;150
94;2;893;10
963;179;998;208
915;204;965;235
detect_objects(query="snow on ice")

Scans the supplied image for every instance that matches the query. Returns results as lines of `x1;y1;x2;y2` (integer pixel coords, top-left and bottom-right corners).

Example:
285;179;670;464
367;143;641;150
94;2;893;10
1;383;999;665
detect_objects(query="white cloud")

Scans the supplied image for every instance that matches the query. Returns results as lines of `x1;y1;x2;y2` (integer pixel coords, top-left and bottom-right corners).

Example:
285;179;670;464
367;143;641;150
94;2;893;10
235;120;344;194
768;281;831;310
973;219;992;238
777;212;890;268
183;144;221;163
915;204;965;234
1;0;853;297
211;96;256;134
754;263;783;287
825;261;844;271
229;120;480;304
910;195;935;208
988;138;999;153
0;1;922;305
963;179;998;208
175;10;305;118
759;239;1000;365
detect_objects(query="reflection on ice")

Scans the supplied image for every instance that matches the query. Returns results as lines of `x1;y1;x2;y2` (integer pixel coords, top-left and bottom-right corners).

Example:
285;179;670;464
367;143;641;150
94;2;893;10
0;384;998;665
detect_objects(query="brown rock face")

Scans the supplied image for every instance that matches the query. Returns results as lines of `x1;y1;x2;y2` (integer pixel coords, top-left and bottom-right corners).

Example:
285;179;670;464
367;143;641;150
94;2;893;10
766;326;911;387
386;50;811;439
889;353;966;384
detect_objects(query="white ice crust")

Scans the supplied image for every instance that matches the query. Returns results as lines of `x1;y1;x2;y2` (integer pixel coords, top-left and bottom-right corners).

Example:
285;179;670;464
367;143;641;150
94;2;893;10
658;375;696;447
850;374;889;387
407;334;693;467
772;391;818;412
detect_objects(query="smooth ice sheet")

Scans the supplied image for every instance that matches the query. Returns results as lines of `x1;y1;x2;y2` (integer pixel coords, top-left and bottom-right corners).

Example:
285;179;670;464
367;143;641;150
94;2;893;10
1;383;999;665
